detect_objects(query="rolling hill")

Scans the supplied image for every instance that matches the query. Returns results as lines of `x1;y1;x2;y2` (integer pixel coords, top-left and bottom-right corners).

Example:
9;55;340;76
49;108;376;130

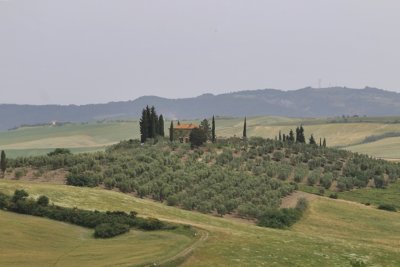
2;87;400;131
1;180;399;266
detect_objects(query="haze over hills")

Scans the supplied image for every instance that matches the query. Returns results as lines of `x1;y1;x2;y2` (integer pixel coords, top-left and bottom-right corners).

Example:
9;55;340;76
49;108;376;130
1;87;400;131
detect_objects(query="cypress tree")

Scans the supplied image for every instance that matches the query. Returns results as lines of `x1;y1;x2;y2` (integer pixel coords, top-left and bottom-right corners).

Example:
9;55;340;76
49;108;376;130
169;121;174;142
145;106;152;138
288;129;295;142
139;108;149;143
309;134;316;145
150;106;157;138
283;134;286;142
177;120;181;126
319;138;322;147
1;150;6;176
299;125;305;143
295;127;300;142
211;115;216;143
158;115;165;137
279;130;282;141
243;117;247;139
323;138;327;148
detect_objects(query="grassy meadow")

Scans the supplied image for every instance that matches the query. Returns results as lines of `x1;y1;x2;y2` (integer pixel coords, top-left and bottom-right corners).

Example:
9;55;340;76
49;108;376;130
0;210;195;267
1;180;399;267
1;116;400;159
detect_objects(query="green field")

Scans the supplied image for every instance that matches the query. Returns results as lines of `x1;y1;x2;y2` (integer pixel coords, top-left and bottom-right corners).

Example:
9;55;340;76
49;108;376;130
0;210;195;267
1;180;399;266
338;181;400;209
2;116;400;159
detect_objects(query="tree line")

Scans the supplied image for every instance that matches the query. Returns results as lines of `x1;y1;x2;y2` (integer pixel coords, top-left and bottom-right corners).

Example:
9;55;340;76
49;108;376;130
278;125;326;147
0;189;169;238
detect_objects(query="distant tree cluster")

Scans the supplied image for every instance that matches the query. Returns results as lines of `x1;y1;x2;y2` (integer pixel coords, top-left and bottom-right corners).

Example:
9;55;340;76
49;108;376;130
139;106;165;143
187;116;216;147
279;126;326;147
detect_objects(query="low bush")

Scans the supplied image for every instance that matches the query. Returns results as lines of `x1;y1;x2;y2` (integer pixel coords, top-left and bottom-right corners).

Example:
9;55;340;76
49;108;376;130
329;193;338;199
258;208;302;229
94;223;130;238
377;204;397;212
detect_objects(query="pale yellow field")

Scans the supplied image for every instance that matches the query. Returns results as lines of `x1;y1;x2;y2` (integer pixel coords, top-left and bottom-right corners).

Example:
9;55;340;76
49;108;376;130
345;136;400;159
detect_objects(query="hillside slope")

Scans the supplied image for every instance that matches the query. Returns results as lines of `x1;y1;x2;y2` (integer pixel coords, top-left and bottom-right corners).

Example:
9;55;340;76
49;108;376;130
1;180;399;267
2;87;400;130
0;210;195;267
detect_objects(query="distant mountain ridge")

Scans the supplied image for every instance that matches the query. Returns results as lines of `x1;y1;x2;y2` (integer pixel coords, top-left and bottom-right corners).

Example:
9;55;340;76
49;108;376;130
1;87;400;131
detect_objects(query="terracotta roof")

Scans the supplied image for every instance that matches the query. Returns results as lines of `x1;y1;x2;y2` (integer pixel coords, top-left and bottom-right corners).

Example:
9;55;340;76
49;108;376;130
174;123;198;130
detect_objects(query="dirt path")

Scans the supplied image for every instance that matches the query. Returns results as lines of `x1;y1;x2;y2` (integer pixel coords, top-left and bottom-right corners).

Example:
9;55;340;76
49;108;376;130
151;228;209;267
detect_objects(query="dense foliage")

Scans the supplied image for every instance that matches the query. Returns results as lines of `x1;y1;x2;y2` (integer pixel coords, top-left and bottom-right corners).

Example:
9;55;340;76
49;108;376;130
139;106;164;142
7;136;400;225
257;198;308;229
377;204;397;212
0;190;167;238
94;223;130;238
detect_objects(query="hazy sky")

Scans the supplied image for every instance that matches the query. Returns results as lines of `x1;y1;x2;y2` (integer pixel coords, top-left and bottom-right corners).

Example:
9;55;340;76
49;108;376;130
1;0;400;105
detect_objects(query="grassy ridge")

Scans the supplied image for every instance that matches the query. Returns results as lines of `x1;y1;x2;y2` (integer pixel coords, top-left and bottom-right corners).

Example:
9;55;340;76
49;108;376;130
1;180;399;266
0;210;194;267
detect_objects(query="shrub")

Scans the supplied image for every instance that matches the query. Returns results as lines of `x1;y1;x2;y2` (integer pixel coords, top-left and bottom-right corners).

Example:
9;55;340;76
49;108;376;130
329;193;338;199
273;151;284;161
378;204;397;212
350;259;367;267
94;223;130;238
257;208;302;229
12;189;29;202
320;173;333;189
166;195;178;206
136;217;164;230
307;171;319;186
14;169;26;179
295;198;309;212
47;148;71;156
37;195;49;206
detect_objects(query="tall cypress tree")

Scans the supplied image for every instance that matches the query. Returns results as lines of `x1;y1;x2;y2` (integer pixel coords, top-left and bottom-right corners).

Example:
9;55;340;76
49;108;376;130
150;106;157;138
145;106;152;138
323;138;327;148
139;108;149;143
1;150;6;175
299;125;305;143
288;129;295;142
243;117;247;139
211;115;216;143
169;121;174;142
279;130;282;141
158;115;165;137
309;134;316;145
295;127;300;142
